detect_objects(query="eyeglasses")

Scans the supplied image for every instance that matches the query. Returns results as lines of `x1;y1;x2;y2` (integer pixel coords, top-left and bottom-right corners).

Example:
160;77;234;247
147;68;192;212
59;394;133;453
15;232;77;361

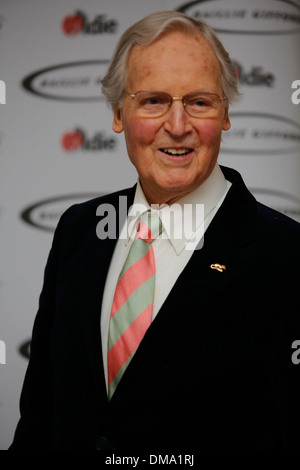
126;90;227;118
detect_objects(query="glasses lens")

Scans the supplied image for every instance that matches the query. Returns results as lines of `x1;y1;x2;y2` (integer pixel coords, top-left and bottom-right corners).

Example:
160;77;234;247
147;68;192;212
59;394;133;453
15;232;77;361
133;91;170;116
185;93;221;117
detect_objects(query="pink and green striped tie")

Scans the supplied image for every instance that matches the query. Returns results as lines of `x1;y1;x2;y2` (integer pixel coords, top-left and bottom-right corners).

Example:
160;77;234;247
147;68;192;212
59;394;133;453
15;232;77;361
107;212;162;399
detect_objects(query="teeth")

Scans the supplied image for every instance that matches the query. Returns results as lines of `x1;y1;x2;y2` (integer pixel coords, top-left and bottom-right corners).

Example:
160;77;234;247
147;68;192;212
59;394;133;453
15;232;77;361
163;148;190;155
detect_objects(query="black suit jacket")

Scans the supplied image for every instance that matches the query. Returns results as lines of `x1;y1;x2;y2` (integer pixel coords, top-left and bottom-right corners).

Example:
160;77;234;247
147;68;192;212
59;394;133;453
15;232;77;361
10;166;300;450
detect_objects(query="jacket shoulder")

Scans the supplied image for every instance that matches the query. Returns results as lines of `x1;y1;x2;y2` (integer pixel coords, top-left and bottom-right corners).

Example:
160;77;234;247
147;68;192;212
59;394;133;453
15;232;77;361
256;201;300;238
221;164;300;235
253;202;300;271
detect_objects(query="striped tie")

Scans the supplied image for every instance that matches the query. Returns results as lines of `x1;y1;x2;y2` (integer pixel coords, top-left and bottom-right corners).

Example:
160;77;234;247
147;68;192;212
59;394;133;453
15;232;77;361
107;212;162;399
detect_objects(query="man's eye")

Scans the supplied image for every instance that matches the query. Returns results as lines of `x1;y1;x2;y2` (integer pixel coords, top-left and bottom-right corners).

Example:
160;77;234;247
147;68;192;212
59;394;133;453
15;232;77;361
143;96;164;106
192;99;210;107
148;98;159;105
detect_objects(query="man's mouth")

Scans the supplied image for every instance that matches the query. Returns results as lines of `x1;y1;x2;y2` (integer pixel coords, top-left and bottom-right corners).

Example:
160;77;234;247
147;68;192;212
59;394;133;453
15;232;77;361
160;148;192;156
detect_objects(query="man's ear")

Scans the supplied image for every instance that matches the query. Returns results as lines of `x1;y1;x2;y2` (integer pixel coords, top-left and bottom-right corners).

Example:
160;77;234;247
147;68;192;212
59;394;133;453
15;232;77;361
112;104;124;133
223;106;231;131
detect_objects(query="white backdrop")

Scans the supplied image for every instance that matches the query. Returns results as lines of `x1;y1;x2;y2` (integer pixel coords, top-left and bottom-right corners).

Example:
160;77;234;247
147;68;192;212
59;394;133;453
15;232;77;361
1;0;300;450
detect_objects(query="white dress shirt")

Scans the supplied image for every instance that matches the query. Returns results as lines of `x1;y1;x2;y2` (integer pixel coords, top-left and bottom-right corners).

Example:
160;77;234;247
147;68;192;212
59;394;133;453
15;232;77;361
100;163;231;389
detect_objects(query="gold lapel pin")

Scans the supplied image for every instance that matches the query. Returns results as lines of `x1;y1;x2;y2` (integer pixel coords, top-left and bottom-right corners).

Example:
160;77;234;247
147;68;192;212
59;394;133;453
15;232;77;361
210;263;226;273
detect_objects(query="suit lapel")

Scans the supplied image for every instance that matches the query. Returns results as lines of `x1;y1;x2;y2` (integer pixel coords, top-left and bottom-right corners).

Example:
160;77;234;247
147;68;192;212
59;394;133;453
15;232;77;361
79;235;116;398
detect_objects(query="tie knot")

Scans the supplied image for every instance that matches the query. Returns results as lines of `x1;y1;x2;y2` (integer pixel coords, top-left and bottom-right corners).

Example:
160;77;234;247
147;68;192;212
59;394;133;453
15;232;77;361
136;212;162;243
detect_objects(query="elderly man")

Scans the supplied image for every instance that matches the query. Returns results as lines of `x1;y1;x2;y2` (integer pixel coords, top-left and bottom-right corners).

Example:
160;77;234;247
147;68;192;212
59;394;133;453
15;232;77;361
10;11;300;450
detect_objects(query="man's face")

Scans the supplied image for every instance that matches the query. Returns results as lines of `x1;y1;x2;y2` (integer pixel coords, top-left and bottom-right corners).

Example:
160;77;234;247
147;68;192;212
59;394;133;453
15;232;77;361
113;31;231;205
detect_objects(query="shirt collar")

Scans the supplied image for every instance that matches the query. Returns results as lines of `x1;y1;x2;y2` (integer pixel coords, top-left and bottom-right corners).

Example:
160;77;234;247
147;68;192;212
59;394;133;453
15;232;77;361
126;164;228;255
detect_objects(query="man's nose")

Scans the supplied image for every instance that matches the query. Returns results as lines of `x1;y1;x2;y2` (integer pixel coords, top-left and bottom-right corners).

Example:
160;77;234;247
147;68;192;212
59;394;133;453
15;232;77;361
163;101;192;136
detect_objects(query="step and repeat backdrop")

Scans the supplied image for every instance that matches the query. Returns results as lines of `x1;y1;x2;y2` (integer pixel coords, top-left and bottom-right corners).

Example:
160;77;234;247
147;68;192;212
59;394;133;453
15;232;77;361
1;0;300;449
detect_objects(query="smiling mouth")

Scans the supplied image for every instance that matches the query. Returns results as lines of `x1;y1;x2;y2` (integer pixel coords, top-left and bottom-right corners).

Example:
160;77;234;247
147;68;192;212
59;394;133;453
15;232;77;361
160;148;192;156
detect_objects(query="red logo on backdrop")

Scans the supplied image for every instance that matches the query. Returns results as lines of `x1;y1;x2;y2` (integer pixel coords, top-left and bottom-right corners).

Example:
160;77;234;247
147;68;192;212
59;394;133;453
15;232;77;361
62;12;84;35
62;11;118;35
61;128;117;152
61;129;84;151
